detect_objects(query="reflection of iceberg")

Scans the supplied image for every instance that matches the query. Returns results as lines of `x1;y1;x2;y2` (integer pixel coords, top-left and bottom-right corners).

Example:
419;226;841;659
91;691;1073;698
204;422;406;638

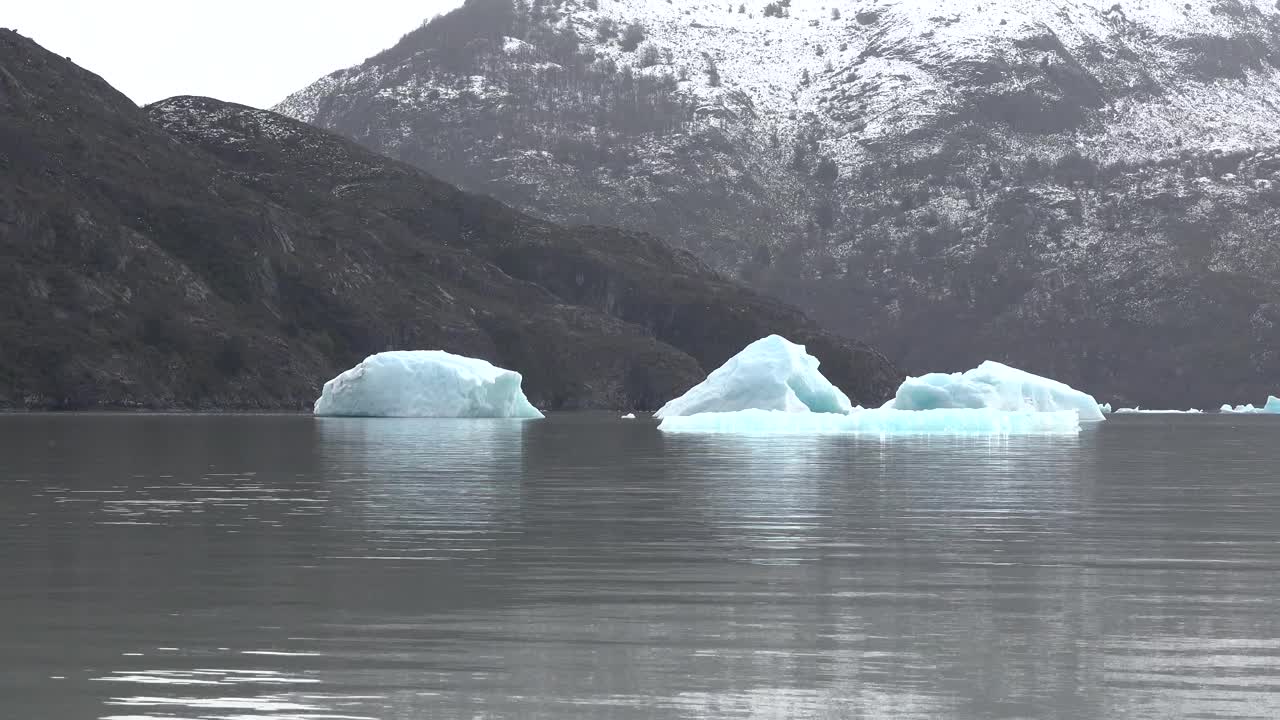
315;418;529;561
660;408;1081;435
885;361;1105;422
1221;396;1280;414
655;335;852;418
314;351;542;418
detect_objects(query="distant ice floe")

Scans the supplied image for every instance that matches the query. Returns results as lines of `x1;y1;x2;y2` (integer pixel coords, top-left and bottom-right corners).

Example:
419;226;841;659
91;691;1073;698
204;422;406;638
1220;396;1280;415
313;351;543;418
1115;408;1204;414
657;337;1096;435
620;413;638;420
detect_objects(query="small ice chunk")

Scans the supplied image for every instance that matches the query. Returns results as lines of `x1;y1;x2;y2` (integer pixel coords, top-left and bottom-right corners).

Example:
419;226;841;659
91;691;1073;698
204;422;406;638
620;413;637;419
655;335;853;418
314;351;543;418
659;408;1081;435
885;361;1105;422
1099;403;1113;414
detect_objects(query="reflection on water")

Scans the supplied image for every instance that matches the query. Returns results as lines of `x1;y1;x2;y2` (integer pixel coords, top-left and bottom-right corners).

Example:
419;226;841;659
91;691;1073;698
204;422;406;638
1;413;1279;719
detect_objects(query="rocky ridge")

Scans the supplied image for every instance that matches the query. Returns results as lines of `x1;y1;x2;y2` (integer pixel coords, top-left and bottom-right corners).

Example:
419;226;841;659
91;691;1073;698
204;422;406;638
279;0;1280;406
0;28;900;410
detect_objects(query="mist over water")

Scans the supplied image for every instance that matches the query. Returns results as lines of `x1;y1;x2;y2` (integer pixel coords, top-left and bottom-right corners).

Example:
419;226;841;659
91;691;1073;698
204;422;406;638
2;414;1279;719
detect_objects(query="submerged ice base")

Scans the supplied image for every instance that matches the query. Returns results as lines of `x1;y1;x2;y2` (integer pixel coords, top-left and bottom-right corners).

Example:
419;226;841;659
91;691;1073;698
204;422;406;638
314;350;543;419
659;408;1081;435
1115;408;1203;414
885;361;1105;422
655;335;852;418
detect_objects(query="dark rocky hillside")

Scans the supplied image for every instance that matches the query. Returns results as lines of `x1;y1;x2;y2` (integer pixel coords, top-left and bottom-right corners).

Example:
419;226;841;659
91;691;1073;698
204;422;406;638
0;29;899;411
280;0;1280;407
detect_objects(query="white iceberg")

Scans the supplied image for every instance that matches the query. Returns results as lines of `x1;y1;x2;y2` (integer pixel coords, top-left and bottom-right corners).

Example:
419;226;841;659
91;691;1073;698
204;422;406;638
884;361;1105;423
620;413;637;420
1220;396;1280;415
313;351;544;419
659;408;1081;435
1115;408;1203;414
1221;403;1259;414
654;335;853;418
1099;403;1113;414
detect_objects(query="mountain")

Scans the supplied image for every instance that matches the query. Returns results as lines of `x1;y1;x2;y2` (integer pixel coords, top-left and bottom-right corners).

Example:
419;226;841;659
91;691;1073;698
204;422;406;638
279;0;1280;407
0;28;899;411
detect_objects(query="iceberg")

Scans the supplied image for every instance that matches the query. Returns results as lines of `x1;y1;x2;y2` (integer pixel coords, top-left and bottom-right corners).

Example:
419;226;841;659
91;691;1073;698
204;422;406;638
1221;396;1280;414
1099;403;1113;414
884;361;1105;423
655;335;853;418
655;339;1092;436
620;413;637;420
313;351;544;419
659;408;1081;435
1221;403;1260;414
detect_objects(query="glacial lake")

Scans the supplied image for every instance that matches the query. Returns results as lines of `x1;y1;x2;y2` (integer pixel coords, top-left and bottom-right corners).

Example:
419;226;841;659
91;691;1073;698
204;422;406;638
2;413;1279;720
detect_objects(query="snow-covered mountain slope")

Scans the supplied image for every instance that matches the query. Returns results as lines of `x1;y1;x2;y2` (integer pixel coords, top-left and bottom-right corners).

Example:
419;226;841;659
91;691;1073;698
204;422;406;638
278;0;1280;407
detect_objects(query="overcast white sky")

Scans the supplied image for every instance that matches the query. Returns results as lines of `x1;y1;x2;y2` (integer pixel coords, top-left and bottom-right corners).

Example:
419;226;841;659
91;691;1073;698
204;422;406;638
7;1;466;109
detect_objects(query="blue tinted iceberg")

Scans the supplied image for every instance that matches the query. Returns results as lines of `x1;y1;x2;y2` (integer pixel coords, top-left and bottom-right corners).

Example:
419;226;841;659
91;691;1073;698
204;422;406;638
654;335;853;418
885;361;1105;422
659;408;1081;435
314;351;543;418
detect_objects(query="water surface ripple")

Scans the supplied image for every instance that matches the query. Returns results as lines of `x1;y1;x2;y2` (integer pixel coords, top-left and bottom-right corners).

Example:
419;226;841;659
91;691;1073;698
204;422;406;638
2;413;1278;719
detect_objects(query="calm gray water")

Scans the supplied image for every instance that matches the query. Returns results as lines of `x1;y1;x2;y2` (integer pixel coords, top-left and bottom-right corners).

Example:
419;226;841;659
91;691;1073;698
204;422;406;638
2;413;1279;720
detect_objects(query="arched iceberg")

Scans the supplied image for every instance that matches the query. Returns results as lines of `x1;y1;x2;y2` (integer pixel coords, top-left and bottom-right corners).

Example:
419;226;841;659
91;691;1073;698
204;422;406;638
314;351;544;418
654;335;853;418
884;361;1105;423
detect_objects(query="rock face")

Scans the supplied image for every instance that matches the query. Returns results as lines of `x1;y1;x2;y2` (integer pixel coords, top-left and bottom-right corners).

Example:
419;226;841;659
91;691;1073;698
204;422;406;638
279;0;1280;408
0;29;899;410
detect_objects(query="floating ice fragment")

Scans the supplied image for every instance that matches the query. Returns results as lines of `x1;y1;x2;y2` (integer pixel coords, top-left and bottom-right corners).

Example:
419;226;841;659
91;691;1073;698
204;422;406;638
655;335;852;418
1099;403;1113;414
885;361;1105;422
659;408;1081;435
313;351;543;418
620;413;637;420
1220;396;1280;414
